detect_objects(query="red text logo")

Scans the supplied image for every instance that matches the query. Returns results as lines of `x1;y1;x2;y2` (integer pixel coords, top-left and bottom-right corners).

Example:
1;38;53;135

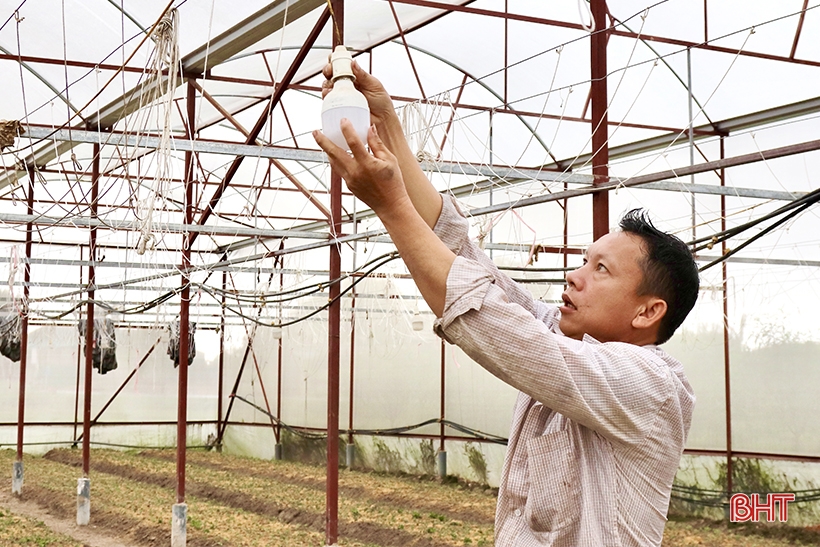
729;493;795;522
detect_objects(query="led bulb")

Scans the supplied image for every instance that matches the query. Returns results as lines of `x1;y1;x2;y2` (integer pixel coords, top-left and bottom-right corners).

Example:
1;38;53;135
321;45;370;150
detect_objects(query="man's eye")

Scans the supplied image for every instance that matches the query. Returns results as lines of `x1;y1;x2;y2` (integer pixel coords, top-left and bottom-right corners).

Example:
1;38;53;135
597;263;607;271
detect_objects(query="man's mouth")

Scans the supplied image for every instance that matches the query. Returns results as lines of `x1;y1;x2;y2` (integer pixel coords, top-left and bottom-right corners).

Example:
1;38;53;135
561;293;577;310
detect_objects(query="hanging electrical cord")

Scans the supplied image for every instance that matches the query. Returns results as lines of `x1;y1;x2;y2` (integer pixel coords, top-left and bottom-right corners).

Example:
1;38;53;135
690;188;820;272
208;252;401;329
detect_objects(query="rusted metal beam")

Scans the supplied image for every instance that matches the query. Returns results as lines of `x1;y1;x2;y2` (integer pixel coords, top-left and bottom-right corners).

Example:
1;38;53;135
590;0;609;240
388;1;426;98
189;7;331;246
790;0;810;59
327;3;344;543
81;144;100;481
175;79;197;505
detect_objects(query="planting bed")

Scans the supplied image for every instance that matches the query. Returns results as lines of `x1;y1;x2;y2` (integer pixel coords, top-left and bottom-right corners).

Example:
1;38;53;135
1;448;819;546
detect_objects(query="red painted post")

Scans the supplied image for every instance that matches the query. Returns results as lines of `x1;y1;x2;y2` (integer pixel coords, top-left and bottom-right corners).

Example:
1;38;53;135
176;78;196;505
326;2;344;544
217;269;226;450
590;0;609;240
82;145;100;478
720;136;733;499
13;169;34;488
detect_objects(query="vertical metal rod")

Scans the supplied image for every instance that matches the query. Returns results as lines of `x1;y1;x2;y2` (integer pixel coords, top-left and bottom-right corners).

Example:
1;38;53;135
687;48;696;243
73;246;83;445
720;136;733;498
347;289;356;445
15;169;35;464
176;79;196;504
217;270;226;448
590;0;609;240
703;0;709;42
327;3;344;544
439;339;445;452
276;260;284;444
82;146;100;477
503;0;508;105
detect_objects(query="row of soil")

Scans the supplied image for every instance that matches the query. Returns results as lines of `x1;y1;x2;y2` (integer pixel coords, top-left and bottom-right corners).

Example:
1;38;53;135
41;448;495;547
0;504;83;547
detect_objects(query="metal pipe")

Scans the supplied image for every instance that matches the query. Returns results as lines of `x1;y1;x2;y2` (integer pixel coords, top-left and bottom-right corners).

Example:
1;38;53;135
81;145;100;478
15;168;35;465
73;246;82;445
175;79;196;504
326;4;344;544
217;270;226;449
189;6;331;246
347;289;356;446
720;136;733;498
439;339;445;452
590;0;609;240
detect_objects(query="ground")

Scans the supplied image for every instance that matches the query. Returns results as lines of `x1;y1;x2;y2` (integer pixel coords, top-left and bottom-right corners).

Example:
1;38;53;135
1;448;819;547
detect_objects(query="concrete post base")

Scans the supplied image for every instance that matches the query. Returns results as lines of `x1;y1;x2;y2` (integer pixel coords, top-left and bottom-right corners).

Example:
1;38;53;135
12;461;23;495
172;503;188;547
76;478;90;525
437;450;447;478
274;443;283;461
346;443;355;469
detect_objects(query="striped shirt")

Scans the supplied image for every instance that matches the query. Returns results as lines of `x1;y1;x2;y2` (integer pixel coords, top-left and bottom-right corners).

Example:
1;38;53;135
432;196;695;547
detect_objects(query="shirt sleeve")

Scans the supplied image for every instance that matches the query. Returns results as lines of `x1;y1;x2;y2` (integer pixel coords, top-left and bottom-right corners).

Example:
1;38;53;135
433;194;554;325
434;256;674;446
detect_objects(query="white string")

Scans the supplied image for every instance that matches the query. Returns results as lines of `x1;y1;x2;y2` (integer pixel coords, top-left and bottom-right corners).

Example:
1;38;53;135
577;0;596;33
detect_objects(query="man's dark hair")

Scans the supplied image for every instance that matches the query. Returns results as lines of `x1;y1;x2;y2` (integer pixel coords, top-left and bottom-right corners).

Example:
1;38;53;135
619;209;699;344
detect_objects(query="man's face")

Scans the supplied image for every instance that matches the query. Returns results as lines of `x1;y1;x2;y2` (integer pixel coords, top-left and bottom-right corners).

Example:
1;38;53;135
559;231;652;344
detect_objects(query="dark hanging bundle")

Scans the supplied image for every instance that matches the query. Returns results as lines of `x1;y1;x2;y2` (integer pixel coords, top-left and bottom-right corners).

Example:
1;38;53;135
167;319;196;367
0;313;22;362
78;317;118;374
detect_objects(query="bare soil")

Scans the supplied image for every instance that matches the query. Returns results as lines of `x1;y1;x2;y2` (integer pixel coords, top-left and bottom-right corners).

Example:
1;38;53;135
1;448;819;547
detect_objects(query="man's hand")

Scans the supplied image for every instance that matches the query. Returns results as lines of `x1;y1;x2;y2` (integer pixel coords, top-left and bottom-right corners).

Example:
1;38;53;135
322;60;396;128
313;117;455;318
313;119;410;216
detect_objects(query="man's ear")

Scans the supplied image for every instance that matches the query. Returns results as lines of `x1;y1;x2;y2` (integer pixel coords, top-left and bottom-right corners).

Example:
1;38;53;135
632;297;667;330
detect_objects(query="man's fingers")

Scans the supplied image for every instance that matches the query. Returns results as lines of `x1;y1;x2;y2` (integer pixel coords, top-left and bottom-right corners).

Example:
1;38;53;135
340;119;370;162
367;125;392;161
313;129;353;177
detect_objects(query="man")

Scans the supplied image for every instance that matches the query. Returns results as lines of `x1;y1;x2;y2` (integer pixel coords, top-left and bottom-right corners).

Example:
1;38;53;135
314;61;699;547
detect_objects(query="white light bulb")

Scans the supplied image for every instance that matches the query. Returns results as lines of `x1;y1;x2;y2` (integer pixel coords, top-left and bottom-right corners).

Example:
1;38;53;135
321;45;370;150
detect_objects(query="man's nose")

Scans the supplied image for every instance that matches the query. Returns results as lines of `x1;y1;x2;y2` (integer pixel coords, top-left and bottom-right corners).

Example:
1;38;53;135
566;267;581;289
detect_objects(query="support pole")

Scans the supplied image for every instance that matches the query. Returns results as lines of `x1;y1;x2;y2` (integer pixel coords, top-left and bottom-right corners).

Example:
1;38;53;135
437;338;446;478
275;255;284;460
590;0;609;240
78;143;100;526
12;168;34;496
346;289;356;469
172;78;196;547
217;270;226;452
326;4;344;544
721;136;734;509
73;247;83;447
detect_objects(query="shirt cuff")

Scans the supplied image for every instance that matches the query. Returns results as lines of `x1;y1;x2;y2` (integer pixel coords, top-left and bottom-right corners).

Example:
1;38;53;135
432;194;470;254
433;256;494;343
